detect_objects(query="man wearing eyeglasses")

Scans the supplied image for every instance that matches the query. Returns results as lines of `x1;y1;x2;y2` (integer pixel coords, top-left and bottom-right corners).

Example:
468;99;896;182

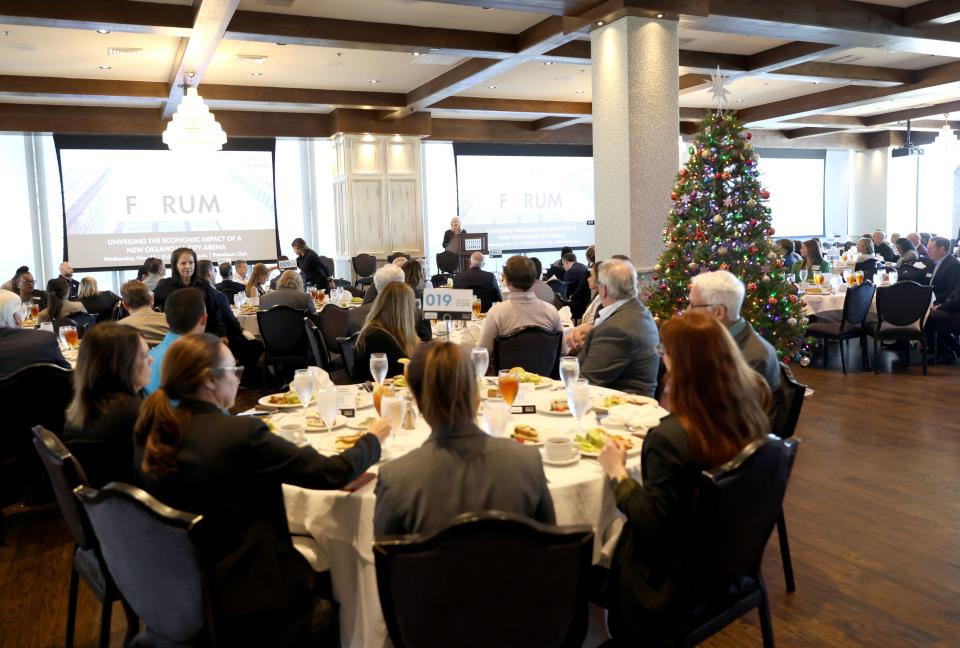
688;270;780;390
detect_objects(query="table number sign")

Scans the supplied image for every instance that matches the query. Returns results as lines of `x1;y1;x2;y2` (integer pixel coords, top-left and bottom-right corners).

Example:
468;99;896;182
513;383;536;414
422;288;473;321
337;386;357;417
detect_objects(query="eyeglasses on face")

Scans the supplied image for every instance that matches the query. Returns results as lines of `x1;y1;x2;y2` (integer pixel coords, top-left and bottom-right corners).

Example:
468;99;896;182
216;365;244;378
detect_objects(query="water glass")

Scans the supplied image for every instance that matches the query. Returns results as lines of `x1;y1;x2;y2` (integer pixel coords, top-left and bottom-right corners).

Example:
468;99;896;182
482;398;510;438
559;356;580;389
471;347;489;380
370;353;388;385
566;379;591;437
292;369;314;412
798;269;809;284
380;396;406;449
316;384;339;431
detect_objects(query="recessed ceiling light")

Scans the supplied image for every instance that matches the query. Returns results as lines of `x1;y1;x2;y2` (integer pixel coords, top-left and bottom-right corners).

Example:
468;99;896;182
412;52;421;56
813;81;821;84
99;65;111;70
186;71;196;78
274;42;287;46
96;29;110;34
576;89;585;94
250;72;263;76
541;61;553;66
736;99;743;103
656;13;664;18
597;21;605;26
488;85;497;89
369;79;379;84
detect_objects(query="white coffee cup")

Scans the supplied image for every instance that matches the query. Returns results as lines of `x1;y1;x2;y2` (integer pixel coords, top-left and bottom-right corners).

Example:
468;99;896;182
544;437;575;462
278;422;306;446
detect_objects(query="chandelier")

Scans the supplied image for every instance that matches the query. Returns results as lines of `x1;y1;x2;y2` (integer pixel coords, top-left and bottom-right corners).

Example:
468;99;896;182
933;114;957;153
162;87;227;152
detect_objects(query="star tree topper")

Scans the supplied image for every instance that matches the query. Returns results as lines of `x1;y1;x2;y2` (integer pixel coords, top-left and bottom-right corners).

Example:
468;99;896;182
709;66;732;111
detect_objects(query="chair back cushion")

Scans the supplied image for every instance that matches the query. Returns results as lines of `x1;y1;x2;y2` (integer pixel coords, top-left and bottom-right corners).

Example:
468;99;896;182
692;436;799;597
32;426;94;548
62;312;98;338
470;285;499;313
352;254;377;278
77;483;208;643
256;306;309;357
303;317;330;368
374;511;593;648
875;281;934;328
492;327;563;378
436;251;459;274
0;363;74;459
317;305;349;353
769;362;806;440
841;281;876;327
337;335;359;381
318;255;335;278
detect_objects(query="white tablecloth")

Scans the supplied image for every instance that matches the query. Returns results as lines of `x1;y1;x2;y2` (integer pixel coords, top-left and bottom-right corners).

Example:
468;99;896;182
233;301;363;339
280;383;646;648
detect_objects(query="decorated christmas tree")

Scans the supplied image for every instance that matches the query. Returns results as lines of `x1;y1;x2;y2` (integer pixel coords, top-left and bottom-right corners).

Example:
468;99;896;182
647;76;809;363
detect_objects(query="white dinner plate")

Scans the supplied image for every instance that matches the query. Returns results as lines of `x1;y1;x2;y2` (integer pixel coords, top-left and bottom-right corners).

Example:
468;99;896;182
591;394;658;413
305;414;347;432
509;424;544;447
258;393;314;409
579;443;642;459
345;415;379;430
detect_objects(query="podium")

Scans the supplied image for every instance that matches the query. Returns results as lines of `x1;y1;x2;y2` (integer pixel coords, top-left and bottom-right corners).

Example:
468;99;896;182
458;232;488;272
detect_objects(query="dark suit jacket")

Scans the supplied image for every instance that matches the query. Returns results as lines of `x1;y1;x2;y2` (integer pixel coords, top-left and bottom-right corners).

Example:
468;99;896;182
64;396;141;488
563;262;588;297
60;276;80;300
729;319;780;390
441;228;467;250
216;279;246;295
258;288;316;315
0;328;70;377
605;415;701;640
453;267;502;311
80;291;120;323
876;241;898;263
296;249;330;289
374;423;555;538
134;398;379;623
567;270;592;320
354;327;411;381
153;276;227;337
577;299;660;397
346;302;431;342
931;254;960;305
854;258;880;277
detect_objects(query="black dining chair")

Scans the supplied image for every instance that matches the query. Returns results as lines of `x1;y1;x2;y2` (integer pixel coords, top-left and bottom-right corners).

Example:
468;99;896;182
60;312;98;338
806;281;876;373
374;511;593;648
430;273;452;289
436;251;459;275
0;363;74;545
492;326;563;379
75;482;218;647
769;362;807;594
256;305;310;386
352;253;377;290
674;435;800;647
32;427;138;648
317;304;350;367
304;317;350;384
220;288;238;305
870;281;935;374
337;334;361;382
469;285;500;314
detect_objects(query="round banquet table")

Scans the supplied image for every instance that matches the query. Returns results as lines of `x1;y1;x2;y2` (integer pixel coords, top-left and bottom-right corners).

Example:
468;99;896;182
278;381;653;648
233;300;364;339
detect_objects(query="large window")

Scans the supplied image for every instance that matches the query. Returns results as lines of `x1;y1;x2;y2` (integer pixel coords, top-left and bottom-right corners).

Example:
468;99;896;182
756;149;826;238
886;147;958;238
0;135;37;275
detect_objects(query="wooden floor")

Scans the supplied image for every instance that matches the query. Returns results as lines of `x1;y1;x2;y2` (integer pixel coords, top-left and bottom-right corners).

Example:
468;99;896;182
2;347;959;647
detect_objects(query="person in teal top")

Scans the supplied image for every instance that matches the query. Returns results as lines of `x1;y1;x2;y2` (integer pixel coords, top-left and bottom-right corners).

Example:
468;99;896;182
144;287;207;395
790;238;831;275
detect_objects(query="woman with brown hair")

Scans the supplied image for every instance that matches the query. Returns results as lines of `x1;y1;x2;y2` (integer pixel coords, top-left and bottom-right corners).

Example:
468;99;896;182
64;323;152;486
38;277;87;324
791;238;831;274
152;247;227;336
596;310;771;642
373;341;554;538
402;257;426;300
245;262;270;299
134;333;388;646
354;281;420;381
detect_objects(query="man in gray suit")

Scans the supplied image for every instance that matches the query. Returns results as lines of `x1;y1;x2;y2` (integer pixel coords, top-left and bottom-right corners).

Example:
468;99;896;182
688;270;780;390
577;258;660;397
259;270;316;314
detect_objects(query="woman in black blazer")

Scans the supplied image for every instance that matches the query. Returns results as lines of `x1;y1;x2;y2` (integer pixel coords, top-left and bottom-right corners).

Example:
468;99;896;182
153;247;227;336
354;282;420;381
63;323;151;487
291;237;330;290
134;333;388;646
77;276;120;323
596;311;770;642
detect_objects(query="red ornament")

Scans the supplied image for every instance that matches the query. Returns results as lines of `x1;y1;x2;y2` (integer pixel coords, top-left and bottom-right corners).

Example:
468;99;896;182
760;189;770;199
768;297;777;305
668;260;677;269
747;282;758;291
680;168;688;177
783;356;792;364
660;283;669;291
788;294;798;304
671;193;678;201
722;171;732;180
720;263;730;271
749;245;759;254
767;227;776;236
714;173;723;180
676;297;684;305
746;132;753;140
749;219;758;227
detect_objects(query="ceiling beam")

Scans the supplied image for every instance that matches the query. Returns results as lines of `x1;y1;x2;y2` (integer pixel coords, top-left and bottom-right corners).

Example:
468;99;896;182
745;42;845;74
782;127;852;139
782;114;865;128
0;0;193;35
768;61;915;87
428;96;592;115
903;0;960;28
532;116;588;130
679;73;709;92
864;129;938;149
540;40;592;65
429;117;594;144
861;98;960;127
0;75;168;100
162;0;240;120
197;85;406;109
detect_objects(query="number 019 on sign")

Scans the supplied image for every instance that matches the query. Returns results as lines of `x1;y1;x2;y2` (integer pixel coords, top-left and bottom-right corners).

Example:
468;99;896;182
422;288;474;320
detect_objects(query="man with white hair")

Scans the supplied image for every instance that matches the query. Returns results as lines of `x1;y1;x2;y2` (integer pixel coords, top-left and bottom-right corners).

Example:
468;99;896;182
347;264;430;340
577;258;660;396
0;289;70;376
872;230;897;263
453;252;502;311
907;233;929;258
688;270;780;389
58;261;79;300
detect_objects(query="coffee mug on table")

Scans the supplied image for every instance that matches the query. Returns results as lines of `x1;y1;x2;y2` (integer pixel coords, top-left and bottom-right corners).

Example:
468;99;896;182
278;422;306;446
544;437;575;462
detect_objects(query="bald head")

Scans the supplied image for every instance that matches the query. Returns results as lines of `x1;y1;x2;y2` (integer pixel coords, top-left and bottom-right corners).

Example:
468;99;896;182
59;261;74;278
469;252;484;268
907;233;921;247
392;256;407;268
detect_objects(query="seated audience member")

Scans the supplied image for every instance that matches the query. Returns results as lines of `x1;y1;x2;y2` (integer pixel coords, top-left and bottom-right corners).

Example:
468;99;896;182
247;262;270;298
453;252;502;309
292;238;331;292
529;257;556;304
893;237;919;269
478;255;562;352
928;236;960;304
688;270;780;389
0;290;70;375
908;233;929;258
134;333;387;646
919;233;933;256
234;259;249;283
144;288;207;395
17;271;47;310
153;247;226;337
791;238;831;275
778;239;802;268
872;230;898;263
392;256;407;268
39;278;87;325
577;258;660;397
63;323;151;487
402;258;426;300
259;270;316;314
347;265;431;341
568;263;605;350
77;276;120;323
216;262;247;297
117;280;168;347
926;280;960;362
268;256;288;291
374;342;555;537
595;310;770;642
1;265;29;293
199;261;265;383
142;257;165;292
585;244;596;268
58;261;79;300
543;246;573;282
354;282;420;381
854;237;879;277
561;252;589;296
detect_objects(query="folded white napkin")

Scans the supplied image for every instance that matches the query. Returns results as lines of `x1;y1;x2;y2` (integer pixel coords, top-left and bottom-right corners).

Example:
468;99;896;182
558;306;573;326
606;403;669;429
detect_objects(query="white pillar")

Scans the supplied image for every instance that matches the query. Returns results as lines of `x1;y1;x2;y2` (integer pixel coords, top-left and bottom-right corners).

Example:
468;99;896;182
592;16;679;269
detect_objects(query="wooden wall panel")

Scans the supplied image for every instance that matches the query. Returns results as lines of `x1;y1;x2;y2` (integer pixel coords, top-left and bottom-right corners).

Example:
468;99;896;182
387;179;422;253
350;179;386;255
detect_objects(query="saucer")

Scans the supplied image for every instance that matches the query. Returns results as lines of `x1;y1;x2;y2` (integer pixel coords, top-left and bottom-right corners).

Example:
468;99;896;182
541;452;580;467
